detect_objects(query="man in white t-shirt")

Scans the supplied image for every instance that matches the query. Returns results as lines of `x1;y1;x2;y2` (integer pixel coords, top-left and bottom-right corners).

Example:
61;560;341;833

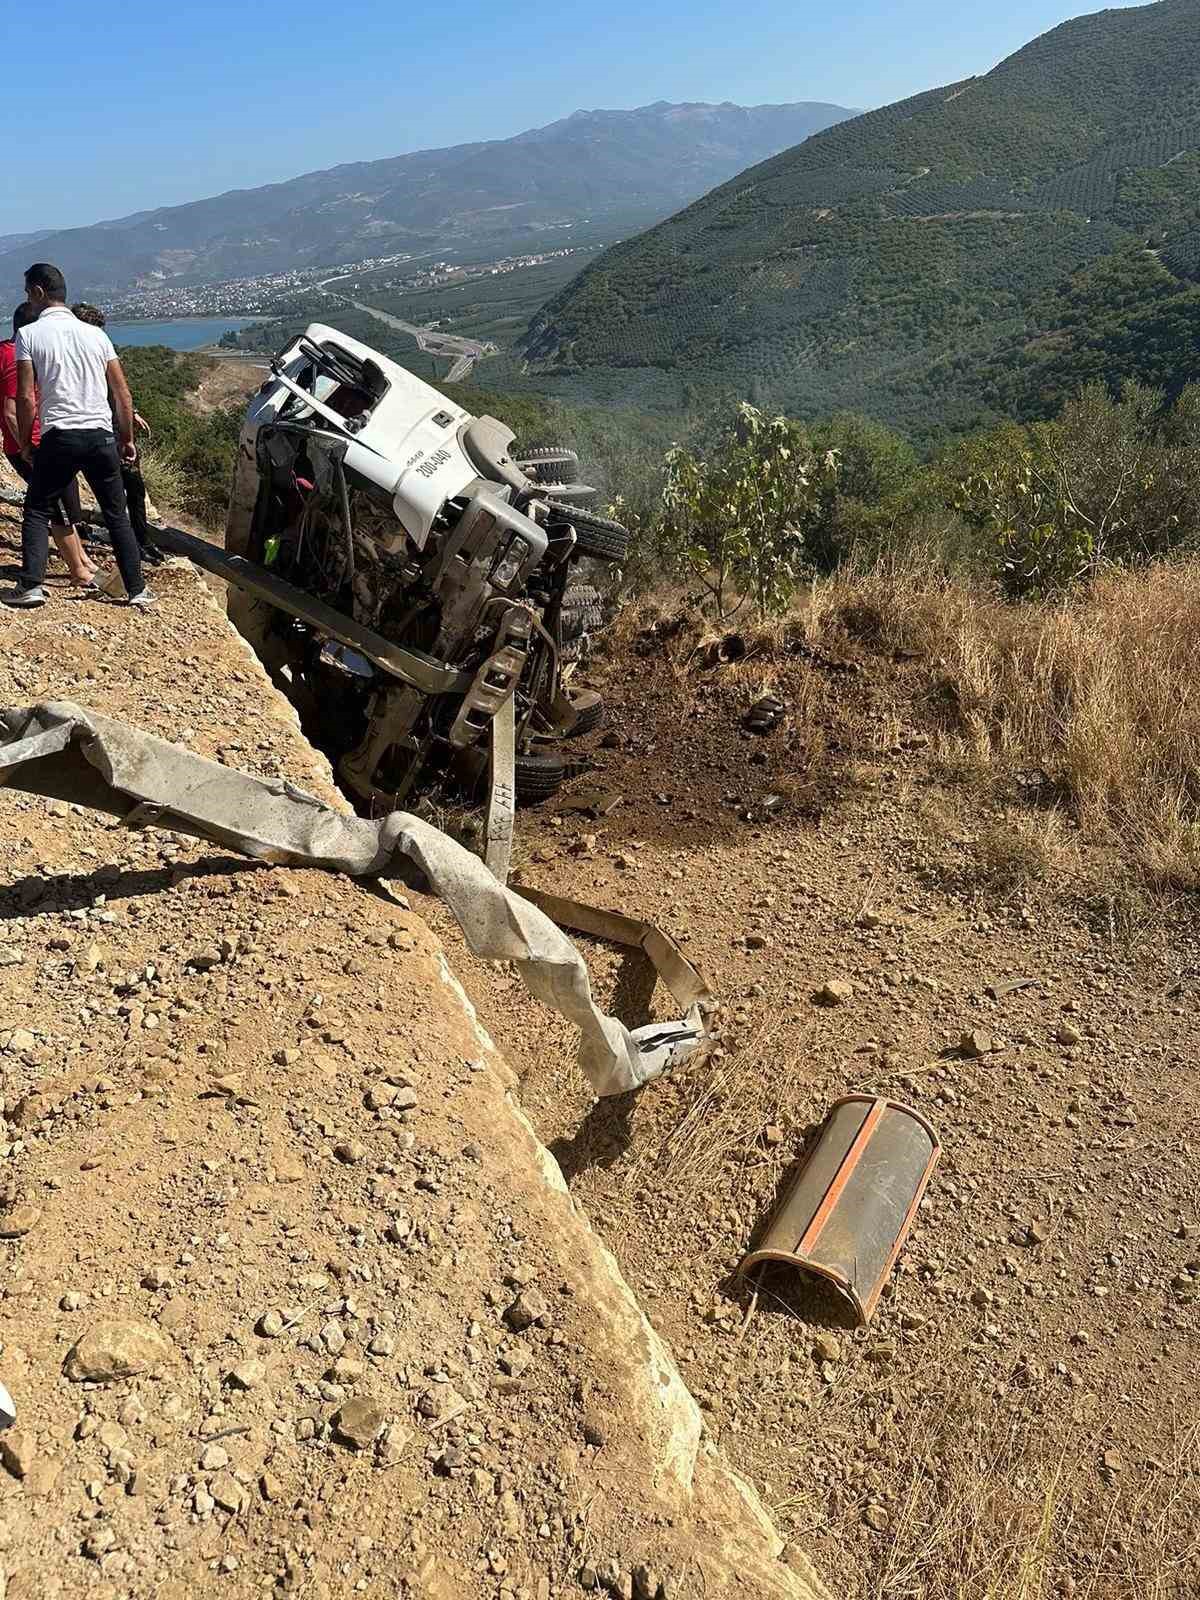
2;262;150;609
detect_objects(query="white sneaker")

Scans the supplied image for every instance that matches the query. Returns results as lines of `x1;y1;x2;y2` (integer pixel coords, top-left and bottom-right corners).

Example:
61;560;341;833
128;590;156;609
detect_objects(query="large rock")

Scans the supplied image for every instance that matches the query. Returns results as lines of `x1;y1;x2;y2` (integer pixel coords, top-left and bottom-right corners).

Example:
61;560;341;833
333;1397;383;1451
814;979;854;1007
0;1429;34;1479
0;1205;40;1240
64;1319;176;1383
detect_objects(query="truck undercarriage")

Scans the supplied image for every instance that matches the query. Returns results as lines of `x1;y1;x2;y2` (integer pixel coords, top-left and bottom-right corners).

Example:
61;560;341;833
216;325;627;830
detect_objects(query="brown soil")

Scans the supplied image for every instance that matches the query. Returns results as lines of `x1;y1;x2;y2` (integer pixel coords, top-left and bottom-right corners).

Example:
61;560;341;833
184;358;269;418
0;517;822;1600
425;606;1200;1600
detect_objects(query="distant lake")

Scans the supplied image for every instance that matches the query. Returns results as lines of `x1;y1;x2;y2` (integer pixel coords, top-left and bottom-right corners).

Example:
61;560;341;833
106;317;260;351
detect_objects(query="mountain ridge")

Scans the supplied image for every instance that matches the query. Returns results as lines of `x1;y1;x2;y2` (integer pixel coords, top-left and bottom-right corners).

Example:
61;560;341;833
0;101;855;297
525;0;1200;435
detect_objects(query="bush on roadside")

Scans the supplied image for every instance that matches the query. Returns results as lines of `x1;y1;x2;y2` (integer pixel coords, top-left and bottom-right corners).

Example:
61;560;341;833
659;403;839;615
948;381;1200;595
641;381;1200;602
166;405;242;525
802;411;921;569
116;345;240;527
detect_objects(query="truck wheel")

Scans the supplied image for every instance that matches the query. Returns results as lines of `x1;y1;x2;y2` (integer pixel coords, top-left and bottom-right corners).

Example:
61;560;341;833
545;501;631;564
561;583;605;639
560;584;606;662
515;444;581;485
566;689;604;737
515;749;566;803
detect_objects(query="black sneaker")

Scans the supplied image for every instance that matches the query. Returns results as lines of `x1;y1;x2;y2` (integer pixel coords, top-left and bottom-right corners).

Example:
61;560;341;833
141;543;167;567
1;584;47;608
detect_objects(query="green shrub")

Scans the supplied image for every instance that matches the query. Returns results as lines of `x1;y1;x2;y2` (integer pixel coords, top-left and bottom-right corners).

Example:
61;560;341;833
117;346;240;528
170;406;242;525
803;412;920;569
660;403;839;615
951;382;1200;595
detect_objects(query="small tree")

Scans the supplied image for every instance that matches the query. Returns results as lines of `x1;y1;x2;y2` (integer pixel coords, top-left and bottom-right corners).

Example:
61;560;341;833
660;403;838;616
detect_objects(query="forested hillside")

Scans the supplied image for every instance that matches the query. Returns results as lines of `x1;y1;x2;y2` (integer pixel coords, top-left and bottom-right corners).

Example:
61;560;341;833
525;0;1200;437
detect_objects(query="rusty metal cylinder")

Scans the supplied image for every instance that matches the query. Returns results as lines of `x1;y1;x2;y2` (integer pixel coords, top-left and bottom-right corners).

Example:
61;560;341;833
740;1095;941;1324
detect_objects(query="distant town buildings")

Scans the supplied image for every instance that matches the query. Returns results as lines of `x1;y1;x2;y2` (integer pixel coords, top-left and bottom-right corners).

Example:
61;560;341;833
108;266;319;320
107;246;580;321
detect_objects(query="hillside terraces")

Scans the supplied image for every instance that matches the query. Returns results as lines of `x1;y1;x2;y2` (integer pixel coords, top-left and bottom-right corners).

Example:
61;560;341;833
525;0;1200;435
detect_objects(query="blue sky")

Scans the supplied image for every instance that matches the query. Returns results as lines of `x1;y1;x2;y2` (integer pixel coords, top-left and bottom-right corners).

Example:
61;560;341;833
2;0;1149;233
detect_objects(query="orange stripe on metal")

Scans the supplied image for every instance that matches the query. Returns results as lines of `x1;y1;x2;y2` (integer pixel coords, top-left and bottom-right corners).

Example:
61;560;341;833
796;1098;886;1257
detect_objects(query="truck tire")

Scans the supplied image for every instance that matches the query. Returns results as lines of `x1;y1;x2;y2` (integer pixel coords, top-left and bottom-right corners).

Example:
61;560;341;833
561;583;605;636
515;749;566;803
545;501;631;564
566;689;604;737
514;444;581;485
560;583;606;662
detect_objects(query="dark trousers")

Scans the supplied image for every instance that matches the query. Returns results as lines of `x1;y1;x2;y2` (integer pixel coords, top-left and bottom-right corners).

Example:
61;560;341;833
5;449;84;530
121;462;152;551
21;428;143;597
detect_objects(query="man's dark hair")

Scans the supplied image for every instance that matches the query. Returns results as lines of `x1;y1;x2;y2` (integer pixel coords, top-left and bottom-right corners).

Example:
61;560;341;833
11;302;37;337
25;262;67;302
72;302;106;328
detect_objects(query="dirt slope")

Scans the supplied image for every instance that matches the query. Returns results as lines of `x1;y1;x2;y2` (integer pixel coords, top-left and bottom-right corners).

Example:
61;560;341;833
183;358;270;418
8;469;1199;1596
426;608;1200;1598
0;514;824;1600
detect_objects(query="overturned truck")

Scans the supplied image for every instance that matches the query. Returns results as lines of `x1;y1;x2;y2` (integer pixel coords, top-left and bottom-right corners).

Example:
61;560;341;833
208;324;625;815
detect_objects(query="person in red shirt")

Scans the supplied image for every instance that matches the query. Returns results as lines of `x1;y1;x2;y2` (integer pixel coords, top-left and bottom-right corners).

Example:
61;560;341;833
1;302;97;585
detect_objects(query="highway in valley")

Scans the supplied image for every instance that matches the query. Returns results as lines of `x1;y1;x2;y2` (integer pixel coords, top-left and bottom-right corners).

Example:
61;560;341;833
317;271;496;381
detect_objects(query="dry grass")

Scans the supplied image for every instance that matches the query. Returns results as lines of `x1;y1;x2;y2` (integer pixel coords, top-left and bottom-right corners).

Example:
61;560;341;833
972;813;1073;891
652;1017;787;1191
798;553;1200;890
626;554;1200;887
137;443;191;517
848;1391;1200;1600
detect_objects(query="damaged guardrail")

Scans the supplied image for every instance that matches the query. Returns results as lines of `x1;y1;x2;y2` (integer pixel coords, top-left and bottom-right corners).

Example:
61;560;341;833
0;702;709;1100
